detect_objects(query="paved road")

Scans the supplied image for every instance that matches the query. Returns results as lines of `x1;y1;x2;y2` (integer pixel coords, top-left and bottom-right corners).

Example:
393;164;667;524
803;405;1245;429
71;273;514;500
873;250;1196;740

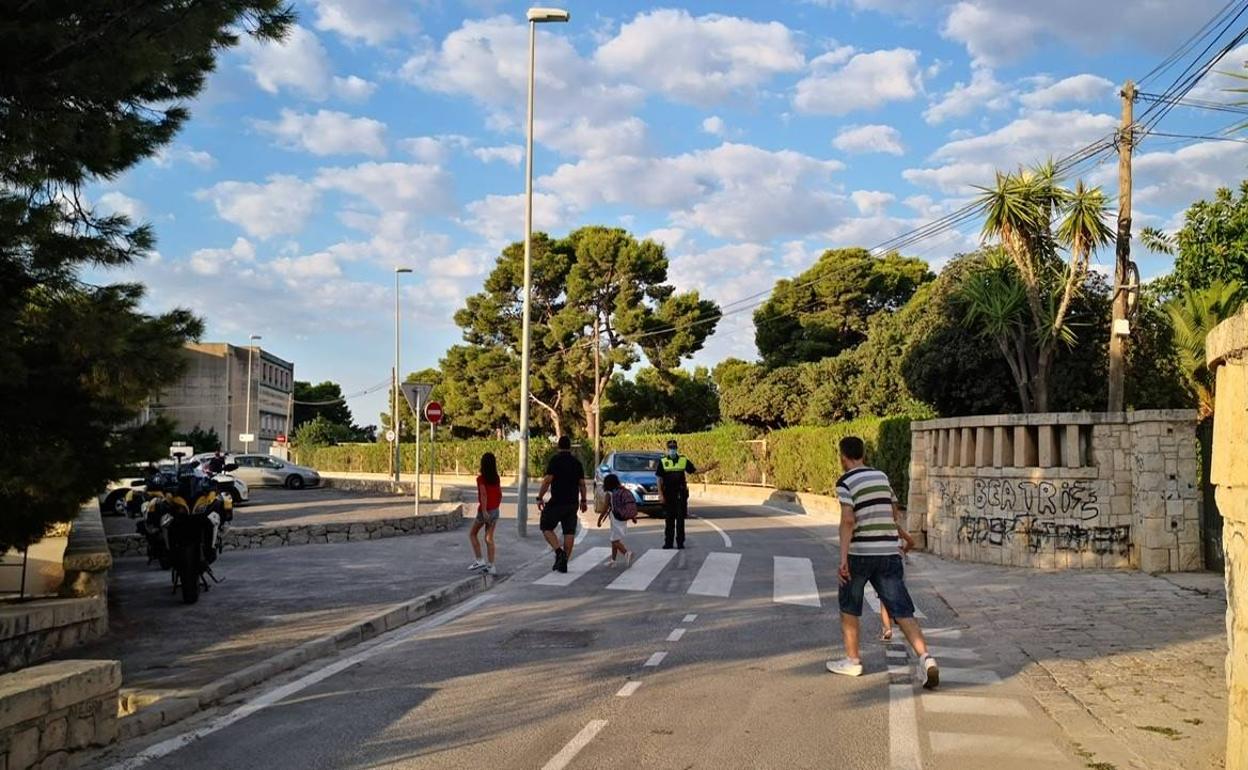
88;500;1086;770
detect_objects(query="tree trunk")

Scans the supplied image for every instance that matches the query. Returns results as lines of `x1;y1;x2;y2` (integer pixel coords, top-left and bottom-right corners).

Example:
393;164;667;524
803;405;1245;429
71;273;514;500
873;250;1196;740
999;336;1032;412
1033;355;1051;413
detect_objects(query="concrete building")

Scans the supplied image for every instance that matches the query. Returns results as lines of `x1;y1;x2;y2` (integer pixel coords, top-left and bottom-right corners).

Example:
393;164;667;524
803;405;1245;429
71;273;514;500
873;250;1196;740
155;343;294;454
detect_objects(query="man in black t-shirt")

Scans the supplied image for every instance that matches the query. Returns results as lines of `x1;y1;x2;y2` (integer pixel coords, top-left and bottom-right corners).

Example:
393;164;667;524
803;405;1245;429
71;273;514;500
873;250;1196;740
536;435;587;573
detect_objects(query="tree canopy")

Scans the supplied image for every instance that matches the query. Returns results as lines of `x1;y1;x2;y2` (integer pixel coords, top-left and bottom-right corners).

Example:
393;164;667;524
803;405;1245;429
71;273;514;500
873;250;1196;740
293;381;354;429
0;1;293;550
1144;181;1248;297
602;367;719;435
753;248;931;369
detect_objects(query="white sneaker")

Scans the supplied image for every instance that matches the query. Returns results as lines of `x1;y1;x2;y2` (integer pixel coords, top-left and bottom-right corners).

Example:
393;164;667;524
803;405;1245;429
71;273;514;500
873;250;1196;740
919;655;940;689
468;560;484;571
826;657;864;677
484;563;497;575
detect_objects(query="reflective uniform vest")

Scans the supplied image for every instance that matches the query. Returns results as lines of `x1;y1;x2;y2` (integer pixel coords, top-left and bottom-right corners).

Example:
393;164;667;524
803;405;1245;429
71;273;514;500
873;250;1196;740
660;455;691;497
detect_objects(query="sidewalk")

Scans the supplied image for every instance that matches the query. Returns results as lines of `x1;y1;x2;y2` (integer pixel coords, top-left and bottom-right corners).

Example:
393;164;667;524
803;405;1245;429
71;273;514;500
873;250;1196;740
68;503;550;721
908;554;1227;769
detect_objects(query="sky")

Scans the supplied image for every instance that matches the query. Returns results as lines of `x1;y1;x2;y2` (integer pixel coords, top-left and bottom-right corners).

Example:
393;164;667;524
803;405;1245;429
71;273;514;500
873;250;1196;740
86;0;1248;427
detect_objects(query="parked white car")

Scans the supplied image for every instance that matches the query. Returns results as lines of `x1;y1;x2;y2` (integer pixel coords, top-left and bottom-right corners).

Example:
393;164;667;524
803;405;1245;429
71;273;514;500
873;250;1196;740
98;461;249;516
229;454;321;489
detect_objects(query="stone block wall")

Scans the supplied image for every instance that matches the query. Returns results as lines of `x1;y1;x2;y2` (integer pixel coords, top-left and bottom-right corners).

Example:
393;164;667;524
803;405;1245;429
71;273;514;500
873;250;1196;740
0;599;107;675
0;660;120;769
907;411;1200;571
1207;305;1248;769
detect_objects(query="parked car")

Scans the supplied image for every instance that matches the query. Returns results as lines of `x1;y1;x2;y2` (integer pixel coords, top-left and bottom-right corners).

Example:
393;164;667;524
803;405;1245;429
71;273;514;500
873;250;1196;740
230;454;321;489
98;460;249;516
594;451;665;516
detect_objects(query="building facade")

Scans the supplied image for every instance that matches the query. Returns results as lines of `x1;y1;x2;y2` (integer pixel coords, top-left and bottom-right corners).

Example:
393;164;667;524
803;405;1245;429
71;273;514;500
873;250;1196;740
155;343;294;454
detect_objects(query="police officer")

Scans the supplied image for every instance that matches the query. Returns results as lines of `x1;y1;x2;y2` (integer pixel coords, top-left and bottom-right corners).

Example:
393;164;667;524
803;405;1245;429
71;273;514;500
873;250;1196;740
657;439;697;549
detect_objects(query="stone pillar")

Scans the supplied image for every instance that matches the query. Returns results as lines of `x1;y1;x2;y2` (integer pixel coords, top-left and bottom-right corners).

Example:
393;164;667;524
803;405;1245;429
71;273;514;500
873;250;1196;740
1014;426;1037;467
1037;425;1057;467
993;426;1014;467
960;427;975;467
906;429;929;549
1208;306;1248;769
974;427;993;467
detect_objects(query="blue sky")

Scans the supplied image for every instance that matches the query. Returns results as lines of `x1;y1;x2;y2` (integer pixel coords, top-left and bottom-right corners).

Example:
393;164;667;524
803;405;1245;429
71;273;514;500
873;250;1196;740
87;0;1248;427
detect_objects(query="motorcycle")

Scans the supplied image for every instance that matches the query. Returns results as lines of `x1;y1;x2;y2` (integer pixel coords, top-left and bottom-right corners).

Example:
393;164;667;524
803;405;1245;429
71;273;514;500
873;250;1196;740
129;473;176;569
138;461;236;604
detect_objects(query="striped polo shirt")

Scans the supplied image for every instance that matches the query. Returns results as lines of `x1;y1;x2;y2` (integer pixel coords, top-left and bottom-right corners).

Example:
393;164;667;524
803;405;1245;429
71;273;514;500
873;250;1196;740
837;466;899;556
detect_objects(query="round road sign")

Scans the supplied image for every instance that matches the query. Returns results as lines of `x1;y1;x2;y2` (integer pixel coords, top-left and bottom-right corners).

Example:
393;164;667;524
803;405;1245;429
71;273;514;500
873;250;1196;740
424;401;443;424
385;429;396;443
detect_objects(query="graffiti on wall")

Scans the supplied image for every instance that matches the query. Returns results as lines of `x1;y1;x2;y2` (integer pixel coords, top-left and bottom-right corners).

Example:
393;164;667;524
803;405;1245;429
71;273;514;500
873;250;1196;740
936;477;1130;556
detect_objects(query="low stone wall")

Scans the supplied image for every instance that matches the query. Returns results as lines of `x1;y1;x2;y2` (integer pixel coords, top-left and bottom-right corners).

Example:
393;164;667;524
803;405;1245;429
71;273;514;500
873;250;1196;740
319;475;463;502
0;598;108;676
0;660;120;769
907;410;1201;571
60;508;112;599
107;506;464;559
1208;305;1248;769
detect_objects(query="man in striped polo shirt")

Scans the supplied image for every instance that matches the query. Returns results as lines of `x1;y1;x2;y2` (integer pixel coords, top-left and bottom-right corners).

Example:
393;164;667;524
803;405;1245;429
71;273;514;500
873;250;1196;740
826;436;939;688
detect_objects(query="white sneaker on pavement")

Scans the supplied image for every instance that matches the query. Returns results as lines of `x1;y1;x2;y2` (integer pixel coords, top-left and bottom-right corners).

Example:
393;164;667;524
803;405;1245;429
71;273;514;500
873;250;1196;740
468;560;484;571
484;563;496;575
826;658;864;677
919;654;940;689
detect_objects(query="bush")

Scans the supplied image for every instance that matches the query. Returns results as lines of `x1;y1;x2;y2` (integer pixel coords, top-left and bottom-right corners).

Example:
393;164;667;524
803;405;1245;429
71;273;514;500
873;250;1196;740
604;424;764;484
766;416;915;500
296;438;592;478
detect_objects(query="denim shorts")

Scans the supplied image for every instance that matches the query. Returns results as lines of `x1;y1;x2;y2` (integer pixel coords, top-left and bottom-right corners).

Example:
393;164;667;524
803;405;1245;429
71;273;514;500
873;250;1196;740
838;554;916;619
476;508;500;526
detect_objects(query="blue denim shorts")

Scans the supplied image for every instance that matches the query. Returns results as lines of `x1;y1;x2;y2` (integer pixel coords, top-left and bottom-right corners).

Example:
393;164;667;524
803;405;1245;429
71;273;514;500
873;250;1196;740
838;554;916;619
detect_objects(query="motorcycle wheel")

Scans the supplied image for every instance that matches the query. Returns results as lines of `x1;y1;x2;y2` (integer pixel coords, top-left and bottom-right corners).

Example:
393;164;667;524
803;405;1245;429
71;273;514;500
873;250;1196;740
179;544;200;604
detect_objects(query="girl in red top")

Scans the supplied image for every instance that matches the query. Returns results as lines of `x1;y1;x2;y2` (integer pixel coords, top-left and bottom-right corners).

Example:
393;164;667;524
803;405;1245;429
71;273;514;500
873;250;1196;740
469;452;503;575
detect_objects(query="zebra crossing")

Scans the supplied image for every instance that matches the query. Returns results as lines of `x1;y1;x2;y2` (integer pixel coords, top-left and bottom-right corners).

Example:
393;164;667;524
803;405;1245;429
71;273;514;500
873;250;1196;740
531;547;830;607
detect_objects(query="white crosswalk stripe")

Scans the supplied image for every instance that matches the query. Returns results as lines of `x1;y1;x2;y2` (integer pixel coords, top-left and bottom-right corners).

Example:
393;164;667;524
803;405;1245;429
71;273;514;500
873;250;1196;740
534;547;611;587
687;552;741;597
864;584;927;618
937;667;1003;685
927;646;981;661
607;548;678;592
922;694;1028;717
928;732;1065;761
773;556;821;607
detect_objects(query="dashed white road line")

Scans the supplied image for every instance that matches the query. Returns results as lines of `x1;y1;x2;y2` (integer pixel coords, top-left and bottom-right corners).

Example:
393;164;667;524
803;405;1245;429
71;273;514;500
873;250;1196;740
682;614;698;623
615;681;643;698
542;720;609;770
643;651;668;667
666;628;686;642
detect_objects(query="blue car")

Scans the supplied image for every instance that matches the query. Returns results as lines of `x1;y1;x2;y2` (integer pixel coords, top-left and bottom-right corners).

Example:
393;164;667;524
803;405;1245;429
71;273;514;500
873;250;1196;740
596;451;665;516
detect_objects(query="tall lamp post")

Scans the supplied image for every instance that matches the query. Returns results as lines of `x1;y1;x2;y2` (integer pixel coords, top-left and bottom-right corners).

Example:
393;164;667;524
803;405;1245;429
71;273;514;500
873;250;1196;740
244;334;261;453
517;6;570;538
394;267;413;483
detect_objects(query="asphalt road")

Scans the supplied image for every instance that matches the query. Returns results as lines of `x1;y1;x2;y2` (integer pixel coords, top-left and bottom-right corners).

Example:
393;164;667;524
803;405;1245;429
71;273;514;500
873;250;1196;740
88;499;1085;770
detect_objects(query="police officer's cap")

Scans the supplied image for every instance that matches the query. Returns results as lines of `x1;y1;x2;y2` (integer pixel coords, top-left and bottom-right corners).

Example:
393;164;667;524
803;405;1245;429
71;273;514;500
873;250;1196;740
666;439;678;449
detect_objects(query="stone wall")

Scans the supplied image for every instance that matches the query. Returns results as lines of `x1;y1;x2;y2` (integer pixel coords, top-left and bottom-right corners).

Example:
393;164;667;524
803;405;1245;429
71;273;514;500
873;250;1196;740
1207;305;1248;769
0;599;108;676
907;411;1201;571
0;660;120;769
107;506;464;559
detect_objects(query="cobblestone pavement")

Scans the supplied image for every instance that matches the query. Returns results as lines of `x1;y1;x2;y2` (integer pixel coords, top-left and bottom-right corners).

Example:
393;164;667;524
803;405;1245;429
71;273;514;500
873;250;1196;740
909;554;1227;769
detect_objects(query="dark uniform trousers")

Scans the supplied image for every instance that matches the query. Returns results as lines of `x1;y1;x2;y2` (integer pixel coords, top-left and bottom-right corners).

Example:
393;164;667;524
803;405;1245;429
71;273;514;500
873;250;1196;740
664;491;688;547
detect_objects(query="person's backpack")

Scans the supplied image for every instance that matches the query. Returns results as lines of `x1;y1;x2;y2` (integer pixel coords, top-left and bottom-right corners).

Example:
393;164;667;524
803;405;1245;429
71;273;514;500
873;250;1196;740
610;488;638;522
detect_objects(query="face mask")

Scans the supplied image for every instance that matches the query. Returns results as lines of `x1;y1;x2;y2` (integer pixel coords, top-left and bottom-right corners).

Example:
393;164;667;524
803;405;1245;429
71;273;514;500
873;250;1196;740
667;449;678;459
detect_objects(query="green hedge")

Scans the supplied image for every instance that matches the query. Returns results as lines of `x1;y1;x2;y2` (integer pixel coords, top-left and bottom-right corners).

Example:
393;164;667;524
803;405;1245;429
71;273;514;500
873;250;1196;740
298;417;915;498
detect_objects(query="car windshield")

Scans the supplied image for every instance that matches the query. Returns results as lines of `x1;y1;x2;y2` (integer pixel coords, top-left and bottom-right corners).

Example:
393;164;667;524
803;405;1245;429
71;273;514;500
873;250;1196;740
614;454;659;472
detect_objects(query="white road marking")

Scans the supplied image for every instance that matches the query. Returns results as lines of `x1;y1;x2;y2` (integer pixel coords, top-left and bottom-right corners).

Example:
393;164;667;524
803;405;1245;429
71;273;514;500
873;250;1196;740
888;665;909;676
865;584;927;618
542;719;609;770
773;556;821;607
106;594;496;770
914;607;927;619
607;548;677;592
682;614;698;623
922;694;1028;717
889;683;922;770
927;646;981;661
939;667;1003;685
615;681;643;698
687;552;741;597
643;651;668;667
574;517;589;546
666;628;686;642
535;547;612;587
694;514;732;548
928;732;1064;760
924;627;963;639
886;649;908;660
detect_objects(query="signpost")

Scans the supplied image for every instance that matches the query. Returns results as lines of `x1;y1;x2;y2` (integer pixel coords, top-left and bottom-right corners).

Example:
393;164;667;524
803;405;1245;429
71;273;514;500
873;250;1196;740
424;402;442;500
400;383;435;515
238;433;255;446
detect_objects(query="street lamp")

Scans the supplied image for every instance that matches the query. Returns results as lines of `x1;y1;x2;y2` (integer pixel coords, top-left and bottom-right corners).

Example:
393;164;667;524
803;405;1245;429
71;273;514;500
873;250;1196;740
517;6;570;538
394;267;413;484
244;334;261;453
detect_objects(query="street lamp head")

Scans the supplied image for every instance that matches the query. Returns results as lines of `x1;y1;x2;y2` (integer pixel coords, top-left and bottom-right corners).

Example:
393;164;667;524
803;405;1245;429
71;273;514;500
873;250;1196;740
249;334;262;341
527;7;569;22
395;267;413;274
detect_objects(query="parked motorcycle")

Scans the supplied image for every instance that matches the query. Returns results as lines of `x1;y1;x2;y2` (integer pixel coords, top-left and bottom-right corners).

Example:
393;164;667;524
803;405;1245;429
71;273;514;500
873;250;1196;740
129;473;176;569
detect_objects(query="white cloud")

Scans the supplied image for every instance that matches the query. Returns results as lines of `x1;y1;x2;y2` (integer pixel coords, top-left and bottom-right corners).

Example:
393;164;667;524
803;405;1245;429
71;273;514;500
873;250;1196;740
189;237;257;276
929;109;1117;164
315;162;456;214
271;250;344;279
794;48;924;115
473;145;524;166
902;161;997;194
594;9;804;105
428;248;493;279
833;124;905;155
256;109;387;157
153;145;216;170
540;142;847;241
311;0;418;46
923;66;1010;124
462;193;572;243
98;191;145;221
1187;43;1248;102
332;75;378;102
241;26;335;99
398;135;471;164
1019;74;1115;108
644;227;687;251
197;176;320;239
1120;140;1248;209
702;116;726;136
557;116;649;159
850;190;896;215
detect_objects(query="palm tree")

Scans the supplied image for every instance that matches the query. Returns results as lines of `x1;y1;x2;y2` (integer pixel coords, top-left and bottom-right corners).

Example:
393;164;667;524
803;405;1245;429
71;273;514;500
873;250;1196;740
1165;281;1246;418
969;164;1113;412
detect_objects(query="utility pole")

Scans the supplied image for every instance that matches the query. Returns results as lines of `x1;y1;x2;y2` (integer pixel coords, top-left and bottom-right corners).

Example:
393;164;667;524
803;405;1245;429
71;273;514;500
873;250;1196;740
1107;80;1136;413
592;314;601;483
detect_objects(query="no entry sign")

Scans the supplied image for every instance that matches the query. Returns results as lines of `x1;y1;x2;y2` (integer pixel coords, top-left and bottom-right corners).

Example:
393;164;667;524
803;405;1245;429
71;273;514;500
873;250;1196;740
424;401;443;424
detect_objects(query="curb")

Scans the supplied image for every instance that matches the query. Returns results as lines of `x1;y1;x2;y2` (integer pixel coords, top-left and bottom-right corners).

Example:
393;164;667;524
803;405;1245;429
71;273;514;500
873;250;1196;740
115;571;496;743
